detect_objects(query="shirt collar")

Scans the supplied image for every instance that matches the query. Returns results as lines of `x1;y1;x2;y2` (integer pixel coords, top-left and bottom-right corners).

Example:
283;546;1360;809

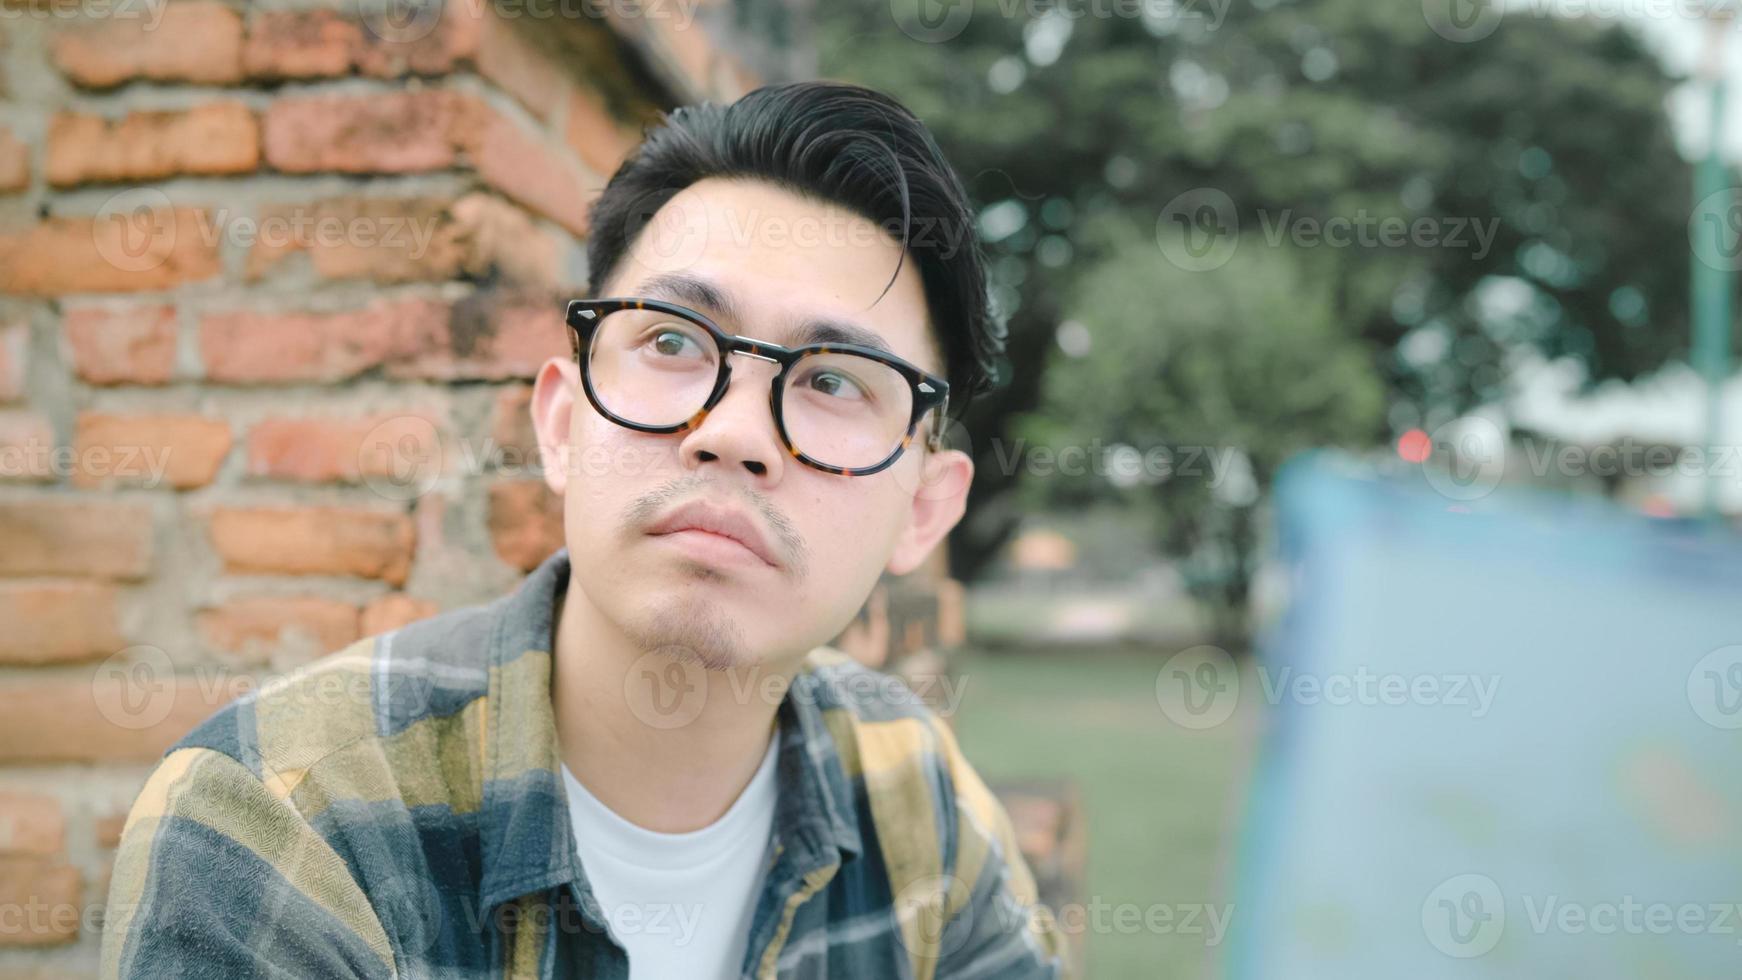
475;548;863;918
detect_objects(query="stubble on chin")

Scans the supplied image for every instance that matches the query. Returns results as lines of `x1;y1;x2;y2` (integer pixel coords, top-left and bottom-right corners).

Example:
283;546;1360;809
627;589;751;673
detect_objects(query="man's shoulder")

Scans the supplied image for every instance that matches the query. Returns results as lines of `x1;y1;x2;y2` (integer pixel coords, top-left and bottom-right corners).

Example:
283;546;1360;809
793;645;948;726
168;597;505;788
103;598;513;980
791;646;968;818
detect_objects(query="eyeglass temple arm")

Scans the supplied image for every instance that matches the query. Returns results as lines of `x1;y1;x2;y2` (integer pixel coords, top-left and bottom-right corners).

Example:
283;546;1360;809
924;389;951;451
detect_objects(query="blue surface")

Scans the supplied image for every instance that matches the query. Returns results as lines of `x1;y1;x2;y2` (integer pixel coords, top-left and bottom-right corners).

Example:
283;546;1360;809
1226;453;1742;979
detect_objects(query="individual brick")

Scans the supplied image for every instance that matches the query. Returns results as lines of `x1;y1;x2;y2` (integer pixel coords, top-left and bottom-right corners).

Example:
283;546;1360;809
208;506;416;585
0;583;125;666
62;305;178;386
52;2;244;89
47;104;259;187
0;500;154;580
72;413;232;490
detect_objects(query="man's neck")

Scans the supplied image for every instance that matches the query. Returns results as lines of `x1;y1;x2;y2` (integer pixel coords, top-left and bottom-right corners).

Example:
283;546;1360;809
549;577;797;834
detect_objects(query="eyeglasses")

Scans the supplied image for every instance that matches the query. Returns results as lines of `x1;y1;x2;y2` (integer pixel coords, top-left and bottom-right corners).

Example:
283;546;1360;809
564;298;951;477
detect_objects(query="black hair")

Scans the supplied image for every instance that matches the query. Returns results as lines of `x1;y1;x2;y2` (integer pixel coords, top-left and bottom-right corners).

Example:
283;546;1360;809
585;80;1002;418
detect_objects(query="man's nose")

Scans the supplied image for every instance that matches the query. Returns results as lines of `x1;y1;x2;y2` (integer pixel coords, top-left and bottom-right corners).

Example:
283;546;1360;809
674;352;788;480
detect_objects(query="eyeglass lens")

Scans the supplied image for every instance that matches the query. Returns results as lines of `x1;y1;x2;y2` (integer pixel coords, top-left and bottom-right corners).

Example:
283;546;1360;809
586;308;916;469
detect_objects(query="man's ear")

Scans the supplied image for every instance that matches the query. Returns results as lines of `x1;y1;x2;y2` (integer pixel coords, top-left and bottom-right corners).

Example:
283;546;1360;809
530;357;580;496
886;448;974;576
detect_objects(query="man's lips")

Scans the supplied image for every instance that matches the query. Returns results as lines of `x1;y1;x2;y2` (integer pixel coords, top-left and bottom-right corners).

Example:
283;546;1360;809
645;500;780;568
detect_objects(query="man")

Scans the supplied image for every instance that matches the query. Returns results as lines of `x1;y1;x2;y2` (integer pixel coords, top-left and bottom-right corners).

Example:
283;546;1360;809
101;81;1071;979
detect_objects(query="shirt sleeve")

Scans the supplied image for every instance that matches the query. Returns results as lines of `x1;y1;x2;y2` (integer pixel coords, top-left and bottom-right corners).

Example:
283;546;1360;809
100;746;399;980
927;718;1075;980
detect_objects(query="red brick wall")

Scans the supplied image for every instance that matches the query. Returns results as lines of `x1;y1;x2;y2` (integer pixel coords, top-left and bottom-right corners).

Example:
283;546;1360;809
0;0;790;970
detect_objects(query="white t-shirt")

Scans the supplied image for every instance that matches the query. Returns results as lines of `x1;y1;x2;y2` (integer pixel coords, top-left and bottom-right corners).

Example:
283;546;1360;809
558;733;780;980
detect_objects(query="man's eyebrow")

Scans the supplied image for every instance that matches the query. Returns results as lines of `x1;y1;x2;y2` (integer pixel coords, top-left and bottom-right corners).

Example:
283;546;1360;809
788;317;894;355
637;272;896;356
639;272;744;326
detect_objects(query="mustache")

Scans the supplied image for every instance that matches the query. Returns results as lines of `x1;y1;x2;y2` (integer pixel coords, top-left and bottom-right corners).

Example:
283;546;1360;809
627;476;808;579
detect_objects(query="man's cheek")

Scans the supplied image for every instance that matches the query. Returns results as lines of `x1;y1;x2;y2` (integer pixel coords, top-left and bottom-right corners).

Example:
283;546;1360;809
592;430;676;482
837;485;906;539
814;501;901;575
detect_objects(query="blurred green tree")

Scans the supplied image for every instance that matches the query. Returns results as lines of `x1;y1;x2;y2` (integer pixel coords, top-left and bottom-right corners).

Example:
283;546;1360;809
817;0;1693;629
1017;222;1383;638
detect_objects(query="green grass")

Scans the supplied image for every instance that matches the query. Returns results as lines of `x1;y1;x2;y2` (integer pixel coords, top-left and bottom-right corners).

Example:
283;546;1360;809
948;647;1258;979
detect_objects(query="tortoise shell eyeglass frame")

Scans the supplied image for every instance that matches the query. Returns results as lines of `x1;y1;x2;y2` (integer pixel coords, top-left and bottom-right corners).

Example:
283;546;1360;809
563;298;953;477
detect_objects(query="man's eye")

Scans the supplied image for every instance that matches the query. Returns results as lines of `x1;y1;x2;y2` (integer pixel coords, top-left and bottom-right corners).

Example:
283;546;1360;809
646;328;704;358
804;369;869;401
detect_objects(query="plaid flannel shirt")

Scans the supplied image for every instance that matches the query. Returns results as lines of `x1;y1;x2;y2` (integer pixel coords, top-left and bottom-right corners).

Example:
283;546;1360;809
101;549;1072;979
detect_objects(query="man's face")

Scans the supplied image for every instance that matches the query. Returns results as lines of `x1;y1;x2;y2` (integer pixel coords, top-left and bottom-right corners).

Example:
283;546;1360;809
530;177;974;672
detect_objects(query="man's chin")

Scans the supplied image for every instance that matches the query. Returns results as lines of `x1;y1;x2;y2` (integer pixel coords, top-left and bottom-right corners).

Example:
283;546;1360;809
628;592;751;673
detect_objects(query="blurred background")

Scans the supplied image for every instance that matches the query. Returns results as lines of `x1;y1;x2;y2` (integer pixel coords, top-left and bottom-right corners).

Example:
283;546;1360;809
1;0;1739;977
